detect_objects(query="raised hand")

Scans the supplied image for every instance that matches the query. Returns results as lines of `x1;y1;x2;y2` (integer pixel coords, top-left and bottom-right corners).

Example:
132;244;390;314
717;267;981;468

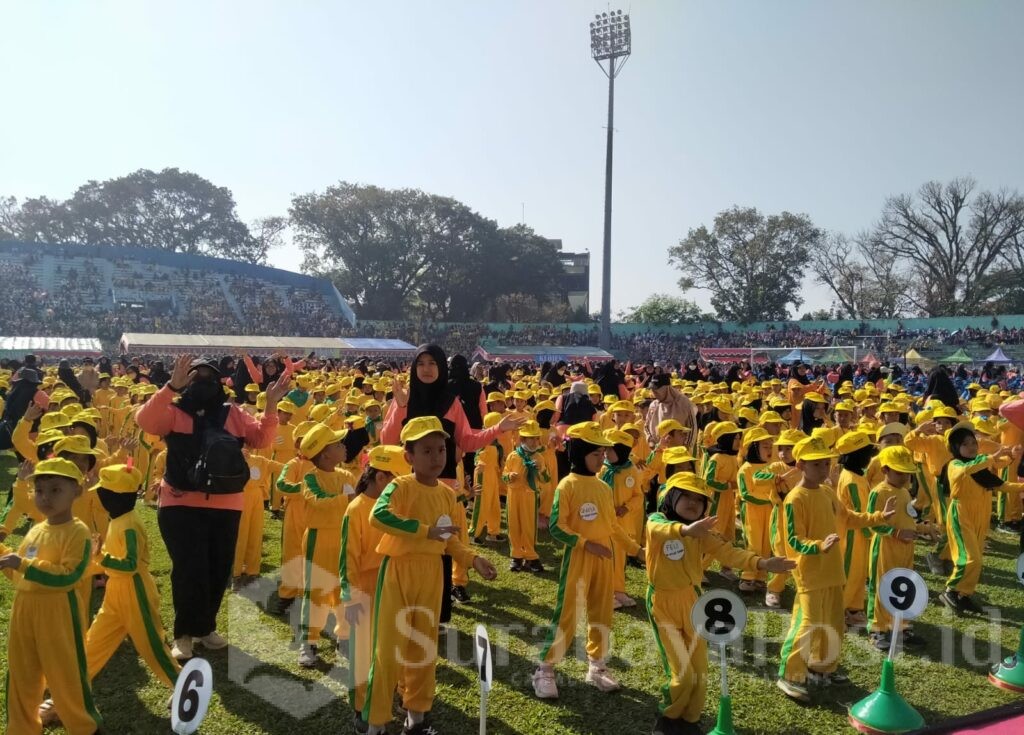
168;354;194;391
681;515;718;538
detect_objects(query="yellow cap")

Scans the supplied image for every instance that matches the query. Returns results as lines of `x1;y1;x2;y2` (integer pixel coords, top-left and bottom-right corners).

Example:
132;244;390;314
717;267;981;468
879;402;902;414
758;410;787;425
656;419;688;437
483;412;503;429
35;429;67;449
309;404;334;422
663;471;712;500
486;392;506;403
709;421;741;443
534;400;556;413
604;429;634;448
971;416;999;437
793;437;837;462
878;446;917;474
609;400;634;414
97;463;144;494
300;423;347;458
802;392;828;405
876;422;910;441
293;420;317;440
566;421;614;446
518;420;543;438
30;457;85;483
835;430;873;455
367;445;411;475
775;429;808;447
400;416;450;443
833;400;855;413
662;446;696;466
277;400;298;415
932;405;958;420
54;435;101;458
741;426;773;447
39;413;72;432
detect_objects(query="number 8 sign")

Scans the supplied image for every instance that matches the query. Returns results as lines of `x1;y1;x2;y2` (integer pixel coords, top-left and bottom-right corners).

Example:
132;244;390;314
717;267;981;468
171;658;213;735
691;589;747;645
879;568;928;621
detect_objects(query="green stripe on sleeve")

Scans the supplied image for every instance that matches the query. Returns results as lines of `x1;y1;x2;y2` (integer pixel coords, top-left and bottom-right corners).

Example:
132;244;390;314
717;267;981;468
547;489;578;548
784;504;818;555
101;529;138;572
339;515;352;602
371;481;420;535
25;538;92;587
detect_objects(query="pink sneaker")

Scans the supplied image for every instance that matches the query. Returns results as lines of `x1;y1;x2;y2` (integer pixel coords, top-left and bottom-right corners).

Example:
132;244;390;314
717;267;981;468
585;660;620;692
532;668;558;699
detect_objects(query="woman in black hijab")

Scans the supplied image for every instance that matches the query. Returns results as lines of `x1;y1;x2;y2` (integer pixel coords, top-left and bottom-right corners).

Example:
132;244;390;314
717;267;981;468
925;366;960;412
543;361;568;388
58;359;90;406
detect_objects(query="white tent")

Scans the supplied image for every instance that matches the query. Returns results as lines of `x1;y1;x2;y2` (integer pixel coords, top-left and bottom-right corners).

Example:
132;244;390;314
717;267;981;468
0;336;103;359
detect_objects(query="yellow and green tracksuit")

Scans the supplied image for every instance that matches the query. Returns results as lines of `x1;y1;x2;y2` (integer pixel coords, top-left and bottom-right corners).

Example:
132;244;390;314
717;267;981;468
269;423;296;511
539;434;559;518
340;493;385;714
0;478;44;536
450;466;472;588
905;430;952;533
760;461;800;595
836;469;871;612
233;455;281;578
702;451;739;566
600;460;644;594
539;473;640;666
865;481;917;633
2;519;102;735
998;422;1024;524
645;513;761;724
778;483;888;684
738;461;774;582
85;510;180;687
276;458;312;601
470;443;503;539
946;455;1024;596
504;447;548;562
298;466;356;645
363;475;480;728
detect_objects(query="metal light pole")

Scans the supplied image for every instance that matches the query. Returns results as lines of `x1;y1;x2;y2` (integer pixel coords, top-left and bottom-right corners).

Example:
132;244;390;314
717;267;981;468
590;10;631;351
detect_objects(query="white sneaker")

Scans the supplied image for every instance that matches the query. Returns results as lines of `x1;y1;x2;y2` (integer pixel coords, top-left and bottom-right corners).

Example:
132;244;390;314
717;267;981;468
171;636;194;660
195;631;228;650
585;661;620;692
764;592;781;609
532;668;559;699
298;643;319;668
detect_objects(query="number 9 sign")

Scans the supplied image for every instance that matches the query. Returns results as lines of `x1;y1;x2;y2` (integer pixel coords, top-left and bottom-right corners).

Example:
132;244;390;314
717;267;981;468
171;658;213;735
691;589;747;645
879;568;928;621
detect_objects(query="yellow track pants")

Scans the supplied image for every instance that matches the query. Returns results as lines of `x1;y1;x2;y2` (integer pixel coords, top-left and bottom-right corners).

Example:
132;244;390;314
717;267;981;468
538;545;613;664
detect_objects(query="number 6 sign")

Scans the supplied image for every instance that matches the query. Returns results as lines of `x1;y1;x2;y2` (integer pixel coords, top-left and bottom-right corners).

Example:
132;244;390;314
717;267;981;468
171;658;213;735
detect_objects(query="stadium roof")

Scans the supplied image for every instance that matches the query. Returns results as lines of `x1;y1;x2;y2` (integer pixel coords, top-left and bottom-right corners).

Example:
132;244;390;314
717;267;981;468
119;333;416;358
471;344;614;362
0;336;103;358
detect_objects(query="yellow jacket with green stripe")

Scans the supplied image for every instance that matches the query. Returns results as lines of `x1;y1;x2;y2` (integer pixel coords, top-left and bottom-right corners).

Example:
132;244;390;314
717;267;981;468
301;466;357;530
370;474;477;568
92;510;149;578
782;483;888;592
645;512;759;592
340;493;384;603
1;518;91;593
948;455;1024;516
738;461;775;506
548;473;640;556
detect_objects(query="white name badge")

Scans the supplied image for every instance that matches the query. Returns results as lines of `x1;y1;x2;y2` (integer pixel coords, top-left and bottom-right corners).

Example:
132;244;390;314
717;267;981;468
579;502;598;521
437;514;453;539
906;500;917;519
625;476;636;489
663;539;685;561
250;466;261;481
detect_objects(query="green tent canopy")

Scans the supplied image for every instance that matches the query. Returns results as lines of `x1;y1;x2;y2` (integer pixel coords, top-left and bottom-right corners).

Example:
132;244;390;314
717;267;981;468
817;347;853;363
940;347;974;364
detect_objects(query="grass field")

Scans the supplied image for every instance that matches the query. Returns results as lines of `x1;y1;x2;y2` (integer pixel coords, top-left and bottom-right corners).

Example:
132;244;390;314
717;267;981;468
2;450;1023;734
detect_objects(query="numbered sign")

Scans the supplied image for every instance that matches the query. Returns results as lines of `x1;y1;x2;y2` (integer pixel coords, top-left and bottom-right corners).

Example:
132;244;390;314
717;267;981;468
171;658;213;735
879;568;928;621
691;589;747;645
1015;553;1024;587
475;624;493;693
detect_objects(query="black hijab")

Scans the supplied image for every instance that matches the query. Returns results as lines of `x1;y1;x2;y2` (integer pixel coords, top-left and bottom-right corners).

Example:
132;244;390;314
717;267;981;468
448;354;483;429
925;367;959;412
568;438;601;476
59;360;89;406
407;344;457;420
838;444;876;475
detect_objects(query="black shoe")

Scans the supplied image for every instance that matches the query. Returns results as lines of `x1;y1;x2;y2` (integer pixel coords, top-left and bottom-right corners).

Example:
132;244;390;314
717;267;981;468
901;629;925;647
451;585;470;604
402;717;440;734
960;595;984;614
488;534;507;542
870;632;892;651
352;713;368;734
627;556;646;570
509;558;525;572
471;536;486;546
527;559;545;573
939;590;966;615
272;596;296;616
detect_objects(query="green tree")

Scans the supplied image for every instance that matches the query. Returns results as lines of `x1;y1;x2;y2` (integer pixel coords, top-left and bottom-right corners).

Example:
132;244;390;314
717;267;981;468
618;293;711;324
5;169;267;262
668;206;822;323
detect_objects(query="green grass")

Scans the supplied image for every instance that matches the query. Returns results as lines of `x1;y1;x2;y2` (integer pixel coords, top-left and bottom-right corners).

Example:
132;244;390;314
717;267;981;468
2;448;1022;734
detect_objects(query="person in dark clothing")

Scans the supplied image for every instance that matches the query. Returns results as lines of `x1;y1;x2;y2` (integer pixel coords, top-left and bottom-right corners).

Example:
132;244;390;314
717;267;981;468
57;360;90;406
148;361;171;388
925;366;960;411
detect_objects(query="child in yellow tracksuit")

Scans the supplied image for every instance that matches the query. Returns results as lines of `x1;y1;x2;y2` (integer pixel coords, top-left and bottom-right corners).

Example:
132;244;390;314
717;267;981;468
273;423;315;616
232;449;282;587
940;423;1024;615
297;423;357;668
533;422;641;700
0;459;47;539
341;446;410;733
84;464;180;688
533;400;560;522
737;427;777;592
702;421;741;579
0;458;102;735
647;472;794;735
470;412;505;543
363;417;497;735
777;437;897;702
866;447;923;650
600;428;645;608
268;401;298;512
504;420;549;573
833;430;877;628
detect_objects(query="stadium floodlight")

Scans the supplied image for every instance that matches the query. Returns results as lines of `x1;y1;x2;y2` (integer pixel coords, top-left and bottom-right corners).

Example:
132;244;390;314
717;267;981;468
589;9;631;350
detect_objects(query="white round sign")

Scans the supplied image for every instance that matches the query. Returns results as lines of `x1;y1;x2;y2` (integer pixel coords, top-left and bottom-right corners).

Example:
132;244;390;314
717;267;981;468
879;568;928;620
579;502;598;521
249;466;261;481
625;476;636;489
663;539;685;561
436;514;453;540
171;657;213;735
475;624;493;693
1015;552;1024;587
691;589;747;645
905;501;917;519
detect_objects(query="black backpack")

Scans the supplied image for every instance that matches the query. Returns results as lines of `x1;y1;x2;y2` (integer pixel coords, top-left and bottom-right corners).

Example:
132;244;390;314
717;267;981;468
186;405;249;495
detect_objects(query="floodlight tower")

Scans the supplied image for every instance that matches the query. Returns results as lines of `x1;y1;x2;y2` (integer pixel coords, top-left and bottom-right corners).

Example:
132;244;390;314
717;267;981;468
590;10;631;351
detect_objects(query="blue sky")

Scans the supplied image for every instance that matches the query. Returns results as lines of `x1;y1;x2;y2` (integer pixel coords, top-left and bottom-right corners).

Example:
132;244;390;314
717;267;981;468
2;1;1022;317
